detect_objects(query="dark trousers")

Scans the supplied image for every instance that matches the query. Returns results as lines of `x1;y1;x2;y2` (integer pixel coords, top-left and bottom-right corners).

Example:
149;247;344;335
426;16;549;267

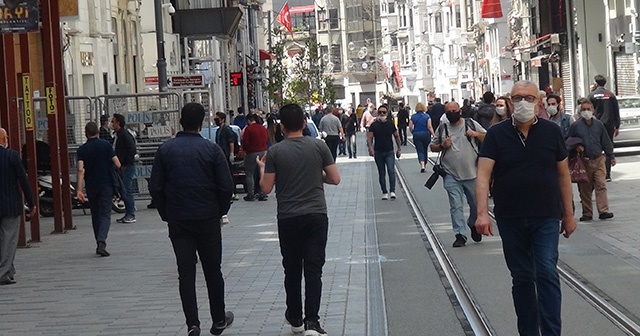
604;124;615;177
398;125;407;145
324;135;340;161
169;219;226;328
278;214;328;323
338;140;346;155
87;187;113;243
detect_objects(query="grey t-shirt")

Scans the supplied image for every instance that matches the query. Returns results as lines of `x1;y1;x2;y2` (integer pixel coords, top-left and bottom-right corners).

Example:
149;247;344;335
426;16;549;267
318;114;342;136
431;118;486;181
265;136;335;219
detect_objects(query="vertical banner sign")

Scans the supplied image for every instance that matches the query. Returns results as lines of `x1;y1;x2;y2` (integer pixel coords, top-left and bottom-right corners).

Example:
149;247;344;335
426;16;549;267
21;74;34;131
45;86;57;115
0;0;40;34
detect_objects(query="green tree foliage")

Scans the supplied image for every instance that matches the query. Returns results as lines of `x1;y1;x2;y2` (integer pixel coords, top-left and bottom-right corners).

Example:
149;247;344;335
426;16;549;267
263;29;288;106
287;38;336;106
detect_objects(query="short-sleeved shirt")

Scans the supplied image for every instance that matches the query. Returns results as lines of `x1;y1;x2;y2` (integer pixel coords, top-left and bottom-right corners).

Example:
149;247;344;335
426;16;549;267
265;136;334;219
430;119;485;181
410;112;431;134
369;120;397;152
479;118;568;220
77;137;116;188
318;114;342;136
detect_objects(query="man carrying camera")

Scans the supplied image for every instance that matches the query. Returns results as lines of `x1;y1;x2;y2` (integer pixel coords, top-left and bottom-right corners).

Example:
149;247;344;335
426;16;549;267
430;101;486;247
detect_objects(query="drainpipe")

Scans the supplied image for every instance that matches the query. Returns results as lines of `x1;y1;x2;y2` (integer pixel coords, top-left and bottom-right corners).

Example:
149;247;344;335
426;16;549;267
603;0;615;91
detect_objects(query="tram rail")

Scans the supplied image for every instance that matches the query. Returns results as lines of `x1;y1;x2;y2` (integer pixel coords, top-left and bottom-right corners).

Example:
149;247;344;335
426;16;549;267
397;138;640;335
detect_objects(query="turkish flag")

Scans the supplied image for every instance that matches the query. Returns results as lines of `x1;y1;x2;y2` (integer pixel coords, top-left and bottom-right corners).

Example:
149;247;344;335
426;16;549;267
277;2;293;36
481;0;503;19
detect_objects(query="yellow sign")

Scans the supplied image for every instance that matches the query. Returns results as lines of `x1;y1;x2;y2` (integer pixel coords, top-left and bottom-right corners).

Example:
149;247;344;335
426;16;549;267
46;86;56;115
21;74;34;131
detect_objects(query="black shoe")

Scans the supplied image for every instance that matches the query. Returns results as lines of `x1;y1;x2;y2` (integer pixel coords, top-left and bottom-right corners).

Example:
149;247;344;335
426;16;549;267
96;242;110;257
0;277;16;285
579;215;593;222
285;309;304;334
243;195;255;201
304;320;327;336
353;155;357;159
210;311;234;335
599;212;614;220
257;194;268;201
453;234;467;248
470;226;482;242
606;175;612;182
147;202;157;209
420;168;426;173
187;325;201;336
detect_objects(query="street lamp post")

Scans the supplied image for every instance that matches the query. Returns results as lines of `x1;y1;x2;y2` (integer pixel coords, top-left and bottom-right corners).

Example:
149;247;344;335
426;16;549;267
154;0;172;92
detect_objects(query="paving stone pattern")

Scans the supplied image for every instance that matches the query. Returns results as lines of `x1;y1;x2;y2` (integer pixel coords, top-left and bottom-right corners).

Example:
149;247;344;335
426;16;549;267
0;157;375;336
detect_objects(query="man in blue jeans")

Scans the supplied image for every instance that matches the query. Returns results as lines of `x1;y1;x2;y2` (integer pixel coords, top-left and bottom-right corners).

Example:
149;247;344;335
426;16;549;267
258;103;340;336
150;103;234;336
77;122;121;256
367;104;402;200
431;101;485;247
475;80;576;336
111;113;137;223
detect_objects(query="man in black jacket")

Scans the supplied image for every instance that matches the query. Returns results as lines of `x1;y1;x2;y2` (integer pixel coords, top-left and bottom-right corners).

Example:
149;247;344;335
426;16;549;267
0;128;36;285
474;91;497;129
588;75;621;181
428;98;445;132
149;103;234;336
112;113;137;223
396;102;410;146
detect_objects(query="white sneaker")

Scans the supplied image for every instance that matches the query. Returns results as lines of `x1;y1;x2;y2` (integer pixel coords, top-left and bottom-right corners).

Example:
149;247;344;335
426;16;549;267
390;192;396;200
381;193;389;200
221;215;230;226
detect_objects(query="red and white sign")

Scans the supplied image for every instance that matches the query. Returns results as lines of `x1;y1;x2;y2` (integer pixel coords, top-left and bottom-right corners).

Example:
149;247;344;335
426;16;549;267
144;76;159;85
169;74;205;88
393;60;403;89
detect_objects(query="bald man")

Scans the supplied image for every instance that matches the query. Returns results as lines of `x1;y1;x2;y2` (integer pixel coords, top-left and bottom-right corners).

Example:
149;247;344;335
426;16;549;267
475;80;575;335
0;128;36;285
430;102;486;248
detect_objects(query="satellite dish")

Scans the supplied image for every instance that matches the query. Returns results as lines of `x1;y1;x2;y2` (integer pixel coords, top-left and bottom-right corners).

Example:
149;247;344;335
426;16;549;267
361;62;369;70
323;54;330;62
358;50;367;59
347;60;354;68
360;47;368;55
348;42;356;51
326;62;335;72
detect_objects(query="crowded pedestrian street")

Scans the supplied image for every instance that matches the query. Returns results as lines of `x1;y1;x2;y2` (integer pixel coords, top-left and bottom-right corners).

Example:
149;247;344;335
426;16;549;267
2;132;640;335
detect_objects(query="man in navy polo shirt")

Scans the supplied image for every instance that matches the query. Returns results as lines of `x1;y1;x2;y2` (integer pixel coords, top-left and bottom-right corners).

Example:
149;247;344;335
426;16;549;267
475;80;576;336
77;122;121;257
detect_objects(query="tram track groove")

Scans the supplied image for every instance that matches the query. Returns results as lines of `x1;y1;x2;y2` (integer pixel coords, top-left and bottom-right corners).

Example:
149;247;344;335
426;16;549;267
401;138;640;335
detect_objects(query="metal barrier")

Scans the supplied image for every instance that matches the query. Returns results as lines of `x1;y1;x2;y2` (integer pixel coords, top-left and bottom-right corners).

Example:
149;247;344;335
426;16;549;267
21;92;185;199
95;92;182;197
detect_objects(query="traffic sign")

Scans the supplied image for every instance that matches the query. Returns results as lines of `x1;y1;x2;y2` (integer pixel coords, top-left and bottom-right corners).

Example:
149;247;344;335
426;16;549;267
169;74;205;88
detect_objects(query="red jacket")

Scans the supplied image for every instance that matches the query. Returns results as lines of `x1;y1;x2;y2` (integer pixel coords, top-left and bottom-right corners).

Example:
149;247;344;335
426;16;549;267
242;123;269;153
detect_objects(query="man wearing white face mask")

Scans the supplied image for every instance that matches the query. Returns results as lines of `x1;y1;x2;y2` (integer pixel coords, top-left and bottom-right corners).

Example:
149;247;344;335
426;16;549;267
567;101;615;222
546;94;574;139
475;81;576;336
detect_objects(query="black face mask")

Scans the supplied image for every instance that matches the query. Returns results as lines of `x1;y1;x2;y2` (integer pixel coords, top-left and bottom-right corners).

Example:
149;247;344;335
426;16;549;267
446;111;461;123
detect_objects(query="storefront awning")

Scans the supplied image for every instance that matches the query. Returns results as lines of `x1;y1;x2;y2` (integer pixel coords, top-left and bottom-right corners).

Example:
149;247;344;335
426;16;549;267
481;0;503;19
290;5;315;15
259;49;274;61
530;54;550;67
513;34;552;52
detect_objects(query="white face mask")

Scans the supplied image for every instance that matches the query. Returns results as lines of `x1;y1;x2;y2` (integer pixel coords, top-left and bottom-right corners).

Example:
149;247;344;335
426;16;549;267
547;105;558;116
496;106;507;116
513;101;537;122
580;110;593;120
377;115;388;122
